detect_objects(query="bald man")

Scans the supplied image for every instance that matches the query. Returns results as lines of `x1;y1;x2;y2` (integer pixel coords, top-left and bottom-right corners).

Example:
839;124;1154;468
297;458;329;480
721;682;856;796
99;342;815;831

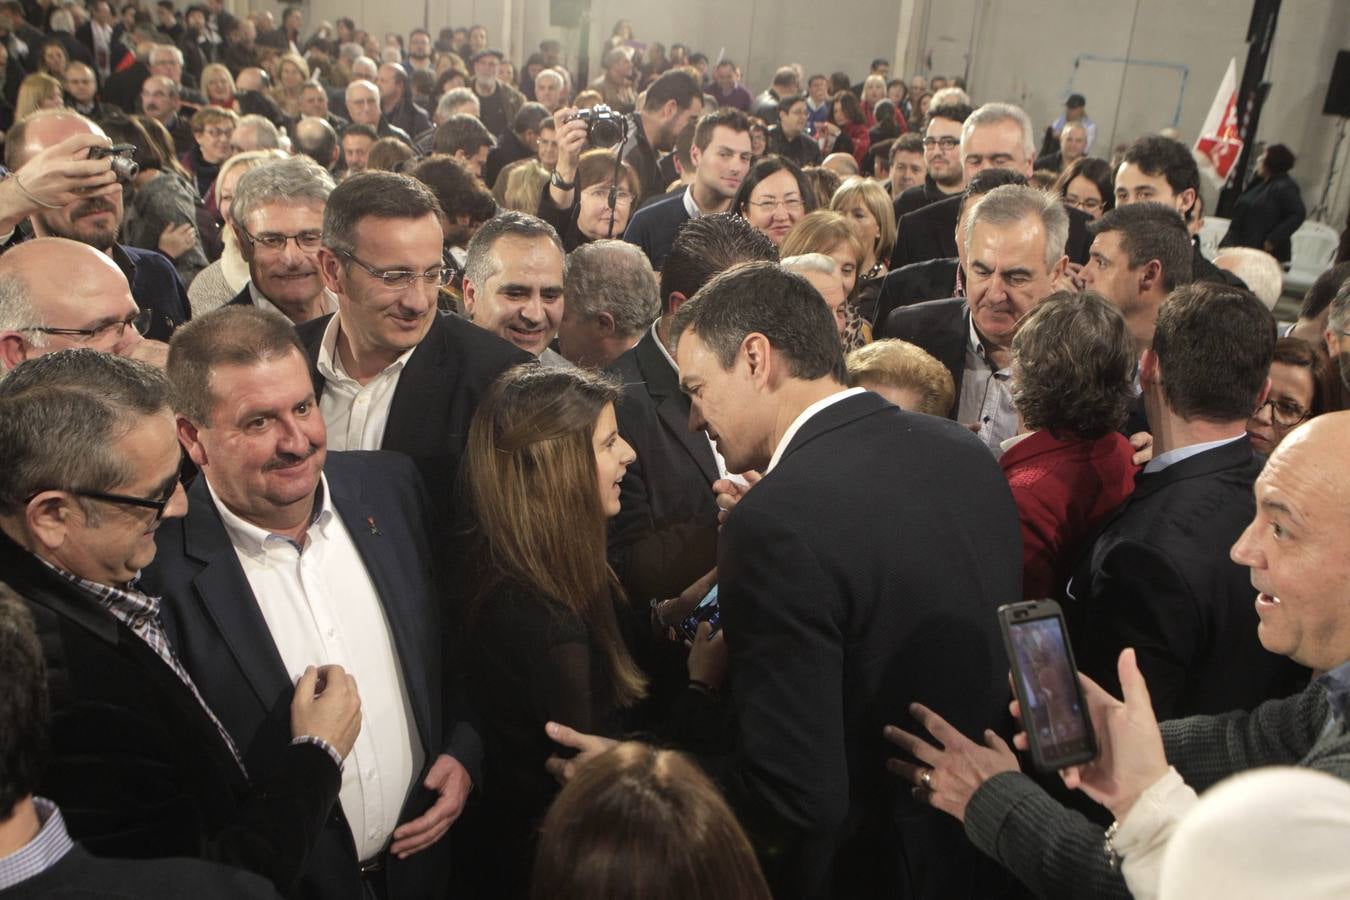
0;238;169;370
2;110;191;341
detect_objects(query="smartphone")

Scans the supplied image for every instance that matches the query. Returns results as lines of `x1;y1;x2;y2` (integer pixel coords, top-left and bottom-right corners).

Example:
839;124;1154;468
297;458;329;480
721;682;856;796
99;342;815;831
998;600;1097;772
680;584;720;641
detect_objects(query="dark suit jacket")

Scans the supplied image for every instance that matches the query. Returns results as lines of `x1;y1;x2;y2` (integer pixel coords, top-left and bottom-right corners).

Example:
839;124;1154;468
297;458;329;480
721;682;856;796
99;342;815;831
295;312;530;514
715;392;1022;900
0;530;339;894
1;844;281;899
890;177;954;224
142;452;478;900
620;189;689;272
873;257;959;332
1064;437;1309;719
482;128;532;188
605;328;719;605
102;61;149;114
890;193;1093;270
112;243;192;341
882;296;967;416
74;21;129;72
1220;172;1305;262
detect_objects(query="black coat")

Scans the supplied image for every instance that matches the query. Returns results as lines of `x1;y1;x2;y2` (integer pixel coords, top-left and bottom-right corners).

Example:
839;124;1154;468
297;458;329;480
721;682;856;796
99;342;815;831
0;530;340;894
605;328;720;605
890;176;955;224
715;391;1022;899
882;296;967;417
890;193;1093;271
1064;437;1309;719
112;243;192;341
483;128;534;190
1219;172;1306;263
141;451;479;900
2;844;280;899
620;188;689;271
873;257;959;332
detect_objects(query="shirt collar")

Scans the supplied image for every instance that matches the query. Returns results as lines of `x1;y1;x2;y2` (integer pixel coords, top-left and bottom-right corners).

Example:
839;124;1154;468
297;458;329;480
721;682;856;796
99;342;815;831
0;798;74;892
651;318;678;373
682;185;701;219
208;473;332;559
766;387;866;473
966;316;1009;374
1142;435;1245;475
247;281;339;321
315;313;416;387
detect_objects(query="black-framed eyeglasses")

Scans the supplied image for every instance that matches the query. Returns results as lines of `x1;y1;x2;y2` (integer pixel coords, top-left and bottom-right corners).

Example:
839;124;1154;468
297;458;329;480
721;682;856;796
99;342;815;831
20;308;152;343
339;249;452;288
922;136;960;150
1253;397;1310;428
239;225;324;253
24;486;176;520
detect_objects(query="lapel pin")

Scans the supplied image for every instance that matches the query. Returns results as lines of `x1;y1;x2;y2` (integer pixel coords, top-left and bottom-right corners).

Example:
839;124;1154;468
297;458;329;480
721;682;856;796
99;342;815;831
367;516;381;535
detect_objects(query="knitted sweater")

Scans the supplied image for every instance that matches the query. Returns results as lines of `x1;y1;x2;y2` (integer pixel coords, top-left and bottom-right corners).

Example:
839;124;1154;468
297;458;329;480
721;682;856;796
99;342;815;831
963;682;1350;899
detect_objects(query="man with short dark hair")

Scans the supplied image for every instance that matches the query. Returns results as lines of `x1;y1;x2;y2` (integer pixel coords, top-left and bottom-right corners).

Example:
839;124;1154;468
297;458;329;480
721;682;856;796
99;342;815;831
462;211;568;366
376;61;431;138
891;102;972;219
750;65;798;122
557;239;659;368
765;93;819;168
889;132;926;196
432;113;495;178
3;111;191;342
1115;135;1245;288
626;69;705;204
0;350;359;891
404;27;433;77
483;101;549;187
709;59;751;111
339;123;377;177
301;172;527;505
144;305;481;900
623;108;753;270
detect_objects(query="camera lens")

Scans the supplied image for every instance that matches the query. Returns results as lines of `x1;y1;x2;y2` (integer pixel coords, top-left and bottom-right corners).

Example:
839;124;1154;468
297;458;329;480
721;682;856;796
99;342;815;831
589;118;623;147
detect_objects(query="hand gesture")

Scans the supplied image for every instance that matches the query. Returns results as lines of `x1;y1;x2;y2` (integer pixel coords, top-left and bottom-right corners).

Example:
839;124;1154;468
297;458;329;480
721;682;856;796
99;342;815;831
883;703;1019;823
552;107;589;182
1129;431;1153;467
6;133;121;214
1053;260;1085;293
713;470;761;524
685;620;727;690
543;721;617;784
290;664;362;760
654;566;716;628
158;222;197;259
389;754;472;858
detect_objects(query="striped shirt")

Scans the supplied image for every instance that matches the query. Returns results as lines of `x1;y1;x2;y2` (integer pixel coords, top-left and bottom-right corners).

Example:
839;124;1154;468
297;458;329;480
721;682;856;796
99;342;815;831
0;798;74;891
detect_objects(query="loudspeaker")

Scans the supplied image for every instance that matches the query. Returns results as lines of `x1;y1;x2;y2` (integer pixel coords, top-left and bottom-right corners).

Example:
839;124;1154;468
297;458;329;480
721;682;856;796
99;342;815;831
550;0;586;28
1324;50;1350;117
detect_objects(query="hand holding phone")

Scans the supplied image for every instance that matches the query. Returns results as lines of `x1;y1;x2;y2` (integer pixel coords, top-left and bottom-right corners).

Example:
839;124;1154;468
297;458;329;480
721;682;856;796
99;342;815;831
680;584;720;642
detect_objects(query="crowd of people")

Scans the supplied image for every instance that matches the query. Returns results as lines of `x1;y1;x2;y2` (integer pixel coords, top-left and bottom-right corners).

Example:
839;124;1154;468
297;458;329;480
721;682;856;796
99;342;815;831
2;4;1350;900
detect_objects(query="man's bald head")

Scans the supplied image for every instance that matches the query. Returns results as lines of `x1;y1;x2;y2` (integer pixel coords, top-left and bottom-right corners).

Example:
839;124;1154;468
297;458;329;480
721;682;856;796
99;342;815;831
0;238;142;370
234;67;268;93
3;109;100;172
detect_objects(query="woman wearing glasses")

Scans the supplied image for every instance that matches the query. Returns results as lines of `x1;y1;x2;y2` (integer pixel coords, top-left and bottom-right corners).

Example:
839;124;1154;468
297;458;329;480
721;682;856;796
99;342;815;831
538;107;642;251
1245;337;1328;456
1054;157;1115;222
733;155;817;246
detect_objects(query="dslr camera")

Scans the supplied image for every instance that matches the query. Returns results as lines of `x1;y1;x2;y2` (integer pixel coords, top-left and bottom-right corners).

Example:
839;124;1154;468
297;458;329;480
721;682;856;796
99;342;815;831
89;144;140;183
567;105;629;148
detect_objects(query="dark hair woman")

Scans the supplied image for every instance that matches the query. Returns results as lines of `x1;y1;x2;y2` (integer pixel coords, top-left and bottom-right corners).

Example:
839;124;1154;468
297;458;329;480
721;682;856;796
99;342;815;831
734;155;818;246
1054;156;1115;221
1219;143;1306;263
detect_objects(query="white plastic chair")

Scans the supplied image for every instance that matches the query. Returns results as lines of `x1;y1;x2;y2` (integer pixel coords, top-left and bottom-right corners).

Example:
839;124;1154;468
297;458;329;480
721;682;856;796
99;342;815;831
1284;221;1340;296
1198;216;1230;261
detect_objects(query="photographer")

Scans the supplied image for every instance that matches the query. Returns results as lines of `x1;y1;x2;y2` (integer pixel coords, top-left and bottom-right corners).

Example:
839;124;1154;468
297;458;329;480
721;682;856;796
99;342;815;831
625;68;703;204
539;105;641;250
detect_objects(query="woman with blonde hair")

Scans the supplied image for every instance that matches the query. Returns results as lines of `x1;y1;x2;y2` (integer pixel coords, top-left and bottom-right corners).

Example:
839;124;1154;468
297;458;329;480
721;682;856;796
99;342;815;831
270;52;310;118
532;743;772;900
14;73;63;121
502;159;550;213
780;209;870;349
462;365;724;898
200;63;237;109
186;149;287;313
831;176;897;279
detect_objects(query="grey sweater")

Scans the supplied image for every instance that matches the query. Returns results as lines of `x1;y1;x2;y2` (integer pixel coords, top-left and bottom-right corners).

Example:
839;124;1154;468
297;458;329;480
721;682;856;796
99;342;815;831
963;682;1349;899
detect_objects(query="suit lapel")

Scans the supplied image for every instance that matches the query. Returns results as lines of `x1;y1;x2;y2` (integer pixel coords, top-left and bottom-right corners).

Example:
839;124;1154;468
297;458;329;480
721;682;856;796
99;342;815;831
637;333;719;485
183;480;292;709
382;318;444;454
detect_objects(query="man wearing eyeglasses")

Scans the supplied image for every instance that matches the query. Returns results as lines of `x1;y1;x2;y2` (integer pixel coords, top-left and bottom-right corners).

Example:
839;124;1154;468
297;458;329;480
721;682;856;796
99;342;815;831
299;172;528;507
2;110;192;343
0;349;362;892
891;103;971;222
0;237;170;371
225;156;338;326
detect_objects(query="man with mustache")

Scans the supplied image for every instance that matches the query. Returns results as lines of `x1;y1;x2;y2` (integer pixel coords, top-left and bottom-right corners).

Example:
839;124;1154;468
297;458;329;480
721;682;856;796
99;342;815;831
3;110;192;342
142;304;483;899
225;156;338;326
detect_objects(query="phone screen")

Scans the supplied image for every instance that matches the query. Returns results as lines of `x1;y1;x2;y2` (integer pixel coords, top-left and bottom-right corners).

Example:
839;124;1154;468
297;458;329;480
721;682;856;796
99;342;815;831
1007;613;1094;769
680;584;720;641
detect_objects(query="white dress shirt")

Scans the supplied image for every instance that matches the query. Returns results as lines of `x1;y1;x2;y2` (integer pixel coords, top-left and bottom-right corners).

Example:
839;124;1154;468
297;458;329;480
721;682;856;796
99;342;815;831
316;314;416;452
247;281;339;323
765;387;866;473
208;476;424;861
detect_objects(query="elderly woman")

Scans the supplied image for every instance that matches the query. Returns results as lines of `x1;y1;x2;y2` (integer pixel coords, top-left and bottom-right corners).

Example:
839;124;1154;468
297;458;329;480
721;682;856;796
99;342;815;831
1001;290;1138;599
846;339;954;416
780;209;869;349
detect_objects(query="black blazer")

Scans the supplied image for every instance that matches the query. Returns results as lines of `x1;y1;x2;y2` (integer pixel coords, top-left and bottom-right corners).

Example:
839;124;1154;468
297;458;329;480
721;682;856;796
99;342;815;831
621;189;690;271
605;329;720;605
0;531;339;895
141;451;478;900
1064;437;1308;719
715;392;1022;900
295;312;530;514
873;257;959;332
1;844;281;899
890;193;1093;271
882;296;968;417
890;177;953;224
113;244;192;341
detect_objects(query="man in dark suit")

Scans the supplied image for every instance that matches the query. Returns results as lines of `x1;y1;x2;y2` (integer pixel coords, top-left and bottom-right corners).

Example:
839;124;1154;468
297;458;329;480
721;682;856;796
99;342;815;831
606;214;777;606
890;102;1092;271
142;306;482;899
482;101;547;188
74;0;129;80
5;111;191;341
1065;283;1308;719
551;262;1023;900
0;350;359;894
890;102;971;222
0;586;282;899
301;172;528;512
886;184;1068;451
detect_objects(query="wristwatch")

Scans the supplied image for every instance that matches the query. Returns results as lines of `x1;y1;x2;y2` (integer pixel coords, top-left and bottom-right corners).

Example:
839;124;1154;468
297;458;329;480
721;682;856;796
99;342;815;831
550;170;575;190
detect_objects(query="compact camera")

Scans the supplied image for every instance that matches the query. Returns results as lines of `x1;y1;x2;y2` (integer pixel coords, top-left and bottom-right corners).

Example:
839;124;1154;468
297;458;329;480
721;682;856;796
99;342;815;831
567;105;629;148
89;144;140;183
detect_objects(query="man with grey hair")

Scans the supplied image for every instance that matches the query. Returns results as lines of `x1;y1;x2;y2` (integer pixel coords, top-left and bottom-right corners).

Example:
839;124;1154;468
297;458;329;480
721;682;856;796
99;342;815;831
0;349;360;889
139;74;197;155
462;210;568;365
534;68;565;113
344;78;412;144
891;101;1093;270
557;240;659;368
781;253;848;336
1325;279;1350;399
230;113;281;154
0;238;167;371
886;184;1069;450
300;81;349;134
225;156;337;325
293;115;340;171
147;43;205;103
414;88;482;155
